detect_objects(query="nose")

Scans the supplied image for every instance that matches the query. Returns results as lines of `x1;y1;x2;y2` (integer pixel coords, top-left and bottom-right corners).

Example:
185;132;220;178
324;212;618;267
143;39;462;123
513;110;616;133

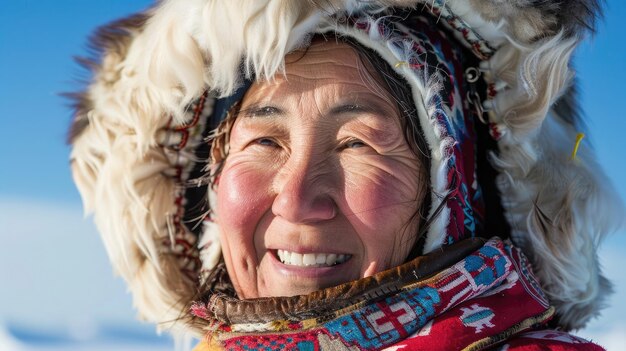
272;156;336;224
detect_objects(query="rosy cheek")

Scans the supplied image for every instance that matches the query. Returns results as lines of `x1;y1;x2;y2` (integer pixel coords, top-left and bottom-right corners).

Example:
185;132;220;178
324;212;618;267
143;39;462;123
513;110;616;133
217;163;274;237
344;175;410;228
342;167;420;271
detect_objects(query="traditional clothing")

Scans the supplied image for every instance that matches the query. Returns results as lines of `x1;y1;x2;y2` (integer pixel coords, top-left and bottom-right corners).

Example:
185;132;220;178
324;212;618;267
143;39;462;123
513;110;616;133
190;238;602;350
68;1;622;350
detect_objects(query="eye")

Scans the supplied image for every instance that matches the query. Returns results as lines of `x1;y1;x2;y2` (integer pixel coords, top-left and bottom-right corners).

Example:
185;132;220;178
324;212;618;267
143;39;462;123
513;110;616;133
342;138;367;149
254;137;279;147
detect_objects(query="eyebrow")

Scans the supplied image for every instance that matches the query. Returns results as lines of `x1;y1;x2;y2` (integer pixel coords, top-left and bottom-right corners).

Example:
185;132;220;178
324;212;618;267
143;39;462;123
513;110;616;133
240;105;285;118
241;102;391;119
328;103;388;117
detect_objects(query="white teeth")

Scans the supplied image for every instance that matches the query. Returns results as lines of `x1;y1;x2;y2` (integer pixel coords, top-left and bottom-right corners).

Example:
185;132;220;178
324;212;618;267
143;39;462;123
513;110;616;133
277;250;350;267
316;255;326;264
325;254;337;266
303;253;316;265
291;253;303;265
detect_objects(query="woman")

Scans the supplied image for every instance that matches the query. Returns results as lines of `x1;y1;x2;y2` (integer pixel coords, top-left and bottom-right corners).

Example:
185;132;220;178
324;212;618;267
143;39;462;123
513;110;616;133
69;1;623;350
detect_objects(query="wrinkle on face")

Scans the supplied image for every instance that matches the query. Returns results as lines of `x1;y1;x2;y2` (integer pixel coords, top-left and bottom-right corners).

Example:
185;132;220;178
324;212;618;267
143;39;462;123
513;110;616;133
216;40;428;298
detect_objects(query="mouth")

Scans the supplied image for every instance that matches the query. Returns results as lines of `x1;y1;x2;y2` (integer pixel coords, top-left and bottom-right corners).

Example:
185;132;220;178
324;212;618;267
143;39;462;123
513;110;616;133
276;249;351;267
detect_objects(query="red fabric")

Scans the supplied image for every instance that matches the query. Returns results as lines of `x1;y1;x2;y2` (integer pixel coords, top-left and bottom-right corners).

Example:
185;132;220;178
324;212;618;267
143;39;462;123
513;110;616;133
193;239;605;351
486;330;605;351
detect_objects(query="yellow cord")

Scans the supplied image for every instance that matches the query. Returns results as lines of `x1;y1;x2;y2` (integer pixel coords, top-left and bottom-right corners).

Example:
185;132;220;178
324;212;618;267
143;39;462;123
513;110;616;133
570;132;585;160
394;61;408;68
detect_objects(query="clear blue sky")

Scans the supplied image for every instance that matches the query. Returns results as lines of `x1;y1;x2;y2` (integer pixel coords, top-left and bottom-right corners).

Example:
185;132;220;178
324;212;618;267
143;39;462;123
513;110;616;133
0;0;625;347
0;0;153;203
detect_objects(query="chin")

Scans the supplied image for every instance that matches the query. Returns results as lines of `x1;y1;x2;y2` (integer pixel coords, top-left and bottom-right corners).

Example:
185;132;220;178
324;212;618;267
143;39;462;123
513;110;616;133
261;284;327;298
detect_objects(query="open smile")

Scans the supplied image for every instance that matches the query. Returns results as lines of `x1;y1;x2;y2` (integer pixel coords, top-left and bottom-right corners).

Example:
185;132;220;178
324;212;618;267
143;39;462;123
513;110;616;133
275;250;352;267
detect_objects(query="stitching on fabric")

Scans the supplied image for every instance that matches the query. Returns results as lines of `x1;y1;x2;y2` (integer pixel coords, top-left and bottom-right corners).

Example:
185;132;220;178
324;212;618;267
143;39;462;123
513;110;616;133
425;1;497;60
461;306;555;351
164;91;210;281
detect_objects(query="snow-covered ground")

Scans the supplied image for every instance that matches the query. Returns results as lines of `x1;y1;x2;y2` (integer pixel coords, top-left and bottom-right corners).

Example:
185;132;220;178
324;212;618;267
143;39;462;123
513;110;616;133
0;198;179;351
0;322;175;351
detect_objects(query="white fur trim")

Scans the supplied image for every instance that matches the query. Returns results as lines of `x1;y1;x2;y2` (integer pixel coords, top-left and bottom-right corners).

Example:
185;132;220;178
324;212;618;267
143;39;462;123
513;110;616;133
198;220;221;282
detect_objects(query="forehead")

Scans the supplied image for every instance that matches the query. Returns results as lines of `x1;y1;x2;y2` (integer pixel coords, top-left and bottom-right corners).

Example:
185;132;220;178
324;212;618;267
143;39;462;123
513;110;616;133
282;40;364;82
242;40;394;107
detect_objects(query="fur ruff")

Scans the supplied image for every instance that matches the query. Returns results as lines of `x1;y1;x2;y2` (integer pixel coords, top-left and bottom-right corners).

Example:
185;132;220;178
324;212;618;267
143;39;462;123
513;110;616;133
69;0;622;336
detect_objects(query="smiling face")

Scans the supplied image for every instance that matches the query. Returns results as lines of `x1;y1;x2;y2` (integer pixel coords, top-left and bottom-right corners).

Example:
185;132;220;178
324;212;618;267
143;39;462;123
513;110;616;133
215;40;427;298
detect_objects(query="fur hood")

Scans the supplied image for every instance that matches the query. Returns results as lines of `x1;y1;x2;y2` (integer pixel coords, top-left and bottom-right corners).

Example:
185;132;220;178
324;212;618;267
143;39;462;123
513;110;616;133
69;0;623;337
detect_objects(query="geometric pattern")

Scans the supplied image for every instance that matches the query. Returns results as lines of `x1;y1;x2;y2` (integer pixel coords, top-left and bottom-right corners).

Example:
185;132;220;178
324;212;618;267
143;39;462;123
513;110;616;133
194;238;574;351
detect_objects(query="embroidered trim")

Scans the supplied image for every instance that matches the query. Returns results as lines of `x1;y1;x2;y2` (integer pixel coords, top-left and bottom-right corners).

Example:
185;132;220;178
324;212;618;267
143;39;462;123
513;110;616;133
161;91;213;280
424;1;497;60
462;306;555;351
